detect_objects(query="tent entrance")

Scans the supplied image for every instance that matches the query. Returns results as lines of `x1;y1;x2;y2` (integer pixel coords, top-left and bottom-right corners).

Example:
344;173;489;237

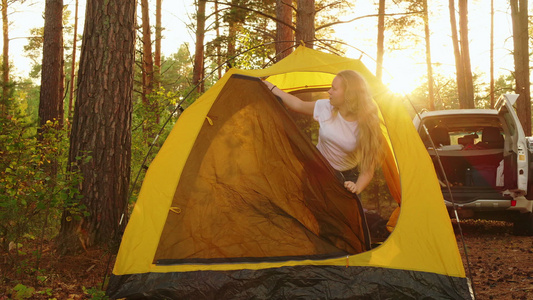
152;75;370;265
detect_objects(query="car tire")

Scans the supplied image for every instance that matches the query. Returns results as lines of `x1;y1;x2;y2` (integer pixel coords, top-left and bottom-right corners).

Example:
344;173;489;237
513;212;533;236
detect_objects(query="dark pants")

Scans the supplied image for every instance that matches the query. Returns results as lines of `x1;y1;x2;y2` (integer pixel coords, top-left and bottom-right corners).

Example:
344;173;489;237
339;167;359;183
338;167;361;198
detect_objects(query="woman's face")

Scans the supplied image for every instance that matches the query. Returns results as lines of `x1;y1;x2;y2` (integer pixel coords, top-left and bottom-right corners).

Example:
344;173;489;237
328;76;346;108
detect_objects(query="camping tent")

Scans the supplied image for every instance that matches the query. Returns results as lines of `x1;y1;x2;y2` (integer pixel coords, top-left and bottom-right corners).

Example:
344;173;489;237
107;46;473;299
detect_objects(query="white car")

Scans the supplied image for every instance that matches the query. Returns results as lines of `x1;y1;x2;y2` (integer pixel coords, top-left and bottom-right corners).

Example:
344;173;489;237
413;94;533;235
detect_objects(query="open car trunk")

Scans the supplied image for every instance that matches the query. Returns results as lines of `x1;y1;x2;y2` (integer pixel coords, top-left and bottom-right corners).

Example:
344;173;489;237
429;148;514;204
420;114;517;205
413;95;533;234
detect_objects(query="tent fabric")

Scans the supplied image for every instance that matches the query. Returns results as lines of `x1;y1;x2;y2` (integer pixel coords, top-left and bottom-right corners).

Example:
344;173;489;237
109;266;471;299
107;46;473;299
153;75;370;264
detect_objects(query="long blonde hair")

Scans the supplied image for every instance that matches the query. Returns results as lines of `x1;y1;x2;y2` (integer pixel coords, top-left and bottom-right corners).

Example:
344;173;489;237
335;70;385;173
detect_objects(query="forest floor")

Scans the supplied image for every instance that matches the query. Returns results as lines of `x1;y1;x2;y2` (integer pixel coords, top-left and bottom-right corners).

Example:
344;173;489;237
0;220;532;299
452;220;533;300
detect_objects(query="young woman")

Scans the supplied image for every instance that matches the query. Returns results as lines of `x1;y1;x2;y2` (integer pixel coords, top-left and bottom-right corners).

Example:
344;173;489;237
264;70;384;194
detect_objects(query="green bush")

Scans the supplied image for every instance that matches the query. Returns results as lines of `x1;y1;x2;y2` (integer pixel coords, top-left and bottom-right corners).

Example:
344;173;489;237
0;115;85;270
11;283;35;299
129;87;187;203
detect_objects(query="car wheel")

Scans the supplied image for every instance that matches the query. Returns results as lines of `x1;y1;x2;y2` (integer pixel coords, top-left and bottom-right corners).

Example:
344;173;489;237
513;212;533;236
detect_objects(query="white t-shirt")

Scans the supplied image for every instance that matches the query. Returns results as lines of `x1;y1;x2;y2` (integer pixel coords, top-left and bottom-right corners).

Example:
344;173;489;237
313;99;359;171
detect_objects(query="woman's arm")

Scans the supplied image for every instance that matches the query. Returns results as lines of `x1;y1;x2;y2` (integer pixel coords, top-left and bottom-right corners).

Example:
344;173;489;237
263;81;315;115
344;168;375;195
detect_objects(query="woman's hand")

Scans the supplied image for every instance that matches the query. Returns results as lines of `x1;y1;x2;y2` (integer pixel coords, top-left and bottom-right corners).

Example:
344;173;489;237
345;169;374;195
262;80;315;115
344;180;360;194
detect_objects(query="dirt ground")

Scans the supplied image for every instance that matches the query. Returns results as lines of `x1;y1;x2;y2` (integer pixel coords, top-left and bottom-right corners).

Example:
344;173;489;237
453;220;533;300
1;241;114;299
1;220;532;299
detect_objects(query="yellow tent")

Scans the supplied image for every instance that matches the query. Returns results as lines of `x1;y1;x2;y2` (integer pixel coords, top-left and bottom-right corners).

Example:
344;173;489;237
107;46;473;299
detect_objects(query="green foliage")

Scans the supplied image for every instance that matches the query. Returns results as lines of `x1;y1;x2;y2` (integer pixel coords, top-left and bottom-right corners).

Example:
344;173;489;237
12;78;41;126
384;0;425;51
129;43;202;204
226;28;275;69
133;86;179;144
403;72;515;115
130;86;184;203
0;113;85;269
23;7;78;80
11;283;35;300
205;0;275;70
404;74;458;112
159;44;196;92
476;74;515;109
37;287;53;297
82;286;109;300
23;27;44;79
203;0;355;72
0;73;16;109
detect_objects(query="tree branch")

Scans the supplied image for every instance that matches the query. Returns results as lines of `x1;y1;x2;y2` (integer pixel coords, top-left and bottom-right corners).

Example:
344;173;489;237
316;1;344;14
206;0;296;31
316;11;422;32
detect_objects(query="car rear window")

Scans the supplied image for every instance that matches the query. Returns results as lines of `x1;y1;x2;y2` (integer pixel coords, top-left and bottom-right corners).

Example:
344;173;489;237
420;115;504;150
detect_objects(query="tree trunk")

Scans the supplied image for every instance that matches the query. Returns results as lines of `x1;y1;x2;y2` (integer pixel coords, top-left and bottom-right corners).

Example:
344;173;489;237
141;0;159;124
141;0;154;102
423;0;435;110
376;0;385;81
449;0;466;108
215;0;222;78
227;0;238;67
68;0;79;122
458;0;474;108
192;0;206;93
58;0;136;254
295;0;315;48
39;0;64;127
511;0;531;135
275;0;294;61
155;0;162;87
1;0;9;114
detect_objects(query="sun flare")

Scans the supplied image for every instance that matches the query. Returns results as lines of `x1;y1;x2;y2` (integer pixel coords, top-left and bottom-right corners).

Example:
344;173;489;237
384;74;420;95
380;55;426;95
